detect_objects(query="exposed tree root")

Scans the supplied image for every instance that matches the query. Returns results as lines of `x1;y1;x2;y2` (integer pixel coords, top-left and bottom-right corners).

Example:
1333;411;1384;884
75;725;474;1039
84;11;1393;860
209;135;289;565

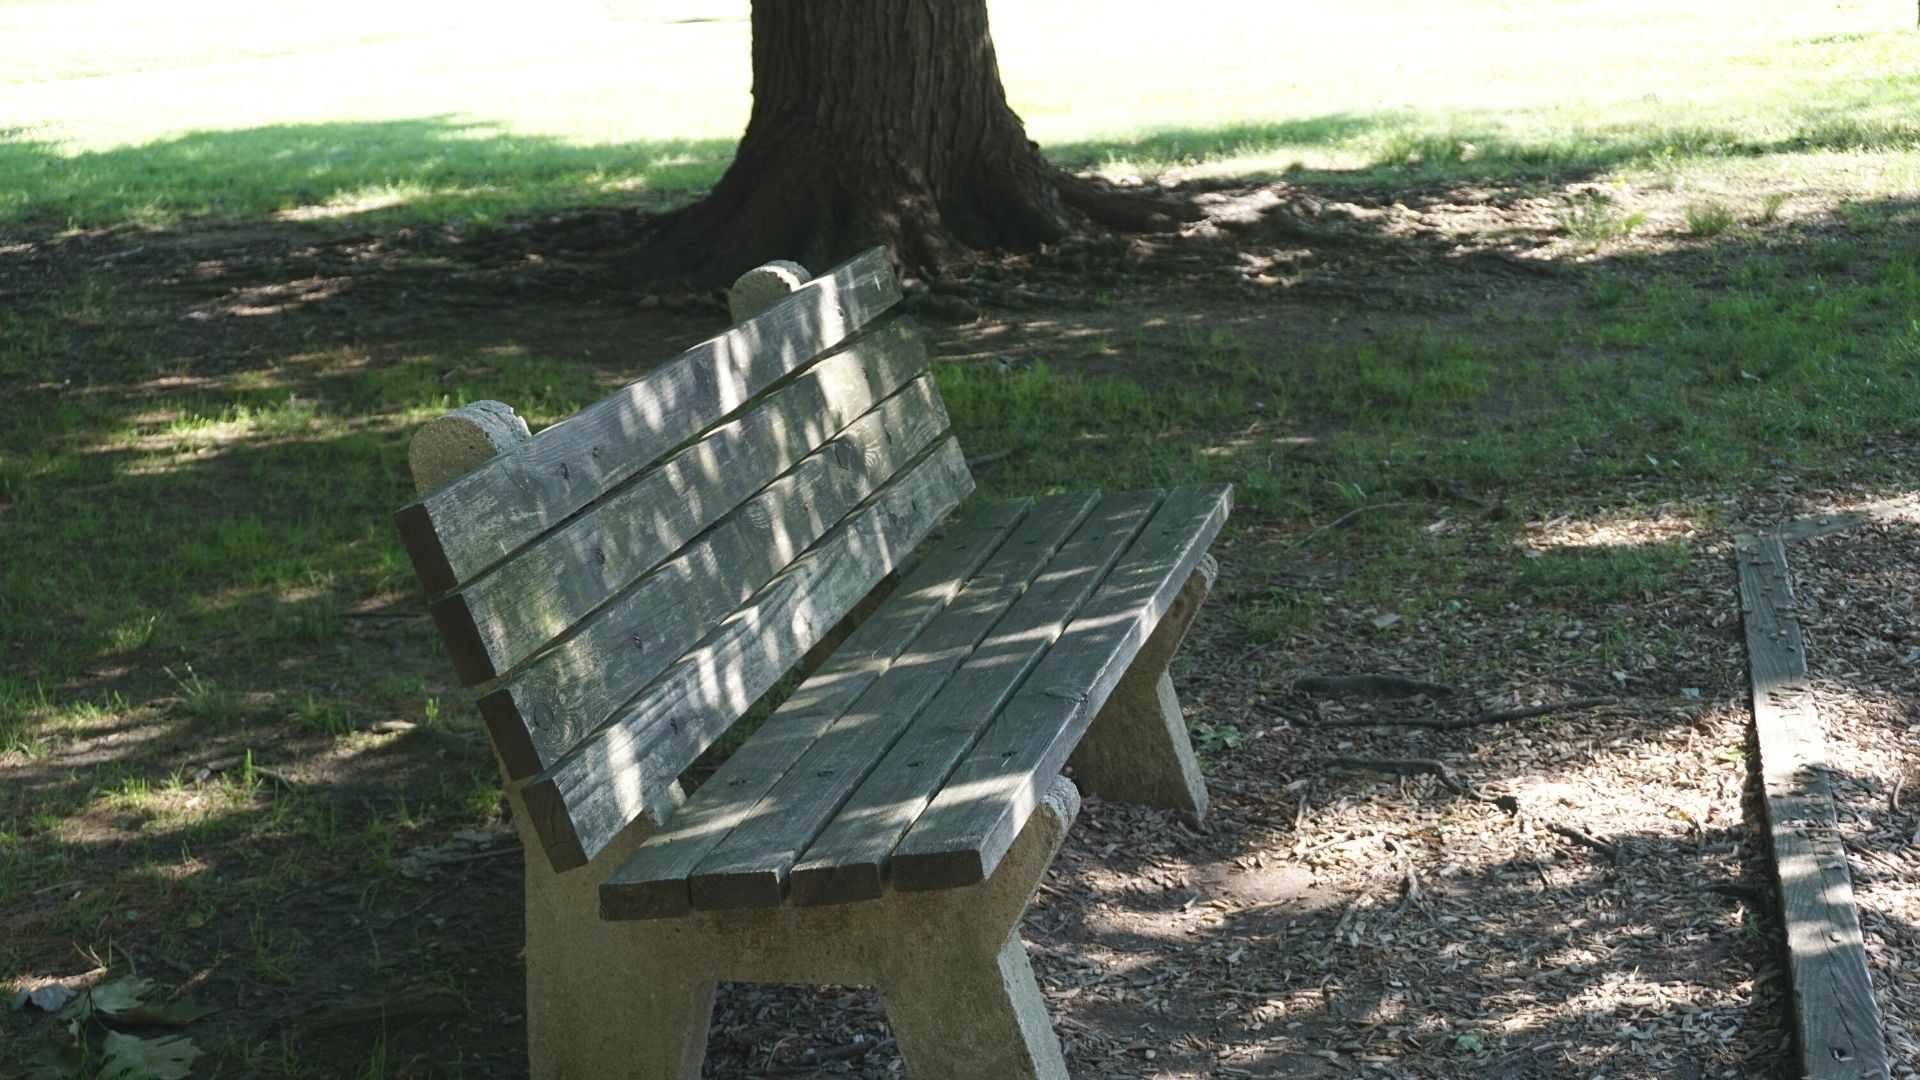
1310;696;1616;732
1295;674;1458;699
1543;821;1625;863
1327;756;1470;794
620;153;1198;291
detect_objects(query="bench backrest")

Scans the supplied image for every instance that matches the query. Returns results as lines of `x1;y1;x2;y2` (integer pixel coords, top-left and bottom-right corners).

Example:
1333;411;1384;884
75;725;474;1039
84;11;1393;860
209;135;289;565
395;249;974;871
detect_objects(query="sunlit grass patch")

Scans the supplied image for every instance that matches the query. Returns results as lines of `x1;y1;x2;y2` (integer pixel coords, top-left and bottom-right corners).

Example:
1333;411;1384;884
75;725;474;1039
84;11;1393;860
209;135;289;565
1684;201;1738;237
3;0;1918;232
1515;542;1693;603
0;682;133;759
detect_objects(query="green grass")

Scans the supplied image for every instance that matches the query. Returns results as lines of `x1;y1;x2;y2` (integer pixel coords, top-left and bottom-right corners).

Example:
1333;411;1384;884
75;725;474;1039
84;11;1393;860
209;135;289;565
0;0;1912;766
1515;542;1693;603
1685;201;1738;236
1561;193;1648;247
2;0;1917;232
1;11;1917;1070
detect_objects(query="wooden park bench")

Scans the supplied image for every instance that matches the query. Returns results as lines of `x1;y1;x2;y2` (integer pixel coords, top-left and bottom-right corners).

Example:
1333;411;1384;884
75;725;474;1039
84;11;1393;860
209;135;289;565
394;248;1230;1079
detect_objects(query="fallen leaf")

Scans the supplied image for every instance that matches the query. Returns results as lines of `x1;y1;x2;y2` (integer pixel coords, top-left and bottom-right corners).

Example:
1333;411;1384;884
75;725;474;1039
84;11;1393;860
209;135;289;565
97;1032;202;1080
88;977;158;1019
12;985;76;1013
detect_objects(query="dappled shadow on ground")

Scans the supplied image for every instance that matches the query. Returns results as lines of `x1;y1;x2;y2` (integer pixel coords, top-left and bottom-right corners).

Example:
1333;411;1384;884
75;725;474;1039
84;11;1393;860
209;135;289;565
2;133;1918;1074
1043;102;1920;185
0;118;732;236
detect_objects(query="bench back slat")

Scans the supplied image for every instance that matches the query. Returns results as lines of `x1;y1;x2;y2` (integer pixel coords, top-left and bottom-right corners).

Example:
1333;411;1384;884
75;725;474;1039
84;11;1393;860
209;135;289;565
395;247;899;595
479;375;952;778
520;438;975;870
429;317;930;685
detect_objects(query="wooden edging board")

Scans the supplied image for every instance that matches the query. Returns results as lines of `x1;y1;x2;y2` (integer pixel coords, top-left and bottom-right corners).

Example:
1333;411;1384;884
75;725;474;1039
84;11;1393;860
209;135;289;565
1735;527;1890;1080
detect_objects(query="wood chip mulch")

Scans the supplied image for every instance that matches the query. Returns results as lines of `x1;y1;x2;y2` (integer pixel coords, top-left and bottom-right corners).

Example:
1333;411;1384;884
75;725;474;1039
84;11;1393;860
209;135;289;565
1787;510;1920;1078
701;496;1822;1077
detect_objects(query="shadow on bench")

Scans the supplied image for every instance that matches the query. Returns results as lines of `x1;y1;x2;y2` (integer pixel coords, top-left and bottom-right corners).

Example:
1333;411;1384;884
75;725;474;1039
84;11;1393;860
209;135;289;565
395;248;1230;1079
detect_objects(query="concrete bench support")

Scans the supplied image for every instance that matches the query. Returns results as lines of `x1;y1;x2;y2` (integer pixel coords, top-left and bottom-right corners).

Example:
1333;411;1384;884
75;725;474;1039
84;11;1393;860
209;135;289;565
514;776;1082;1079
398;253;1228;1078
1068;553;1217;817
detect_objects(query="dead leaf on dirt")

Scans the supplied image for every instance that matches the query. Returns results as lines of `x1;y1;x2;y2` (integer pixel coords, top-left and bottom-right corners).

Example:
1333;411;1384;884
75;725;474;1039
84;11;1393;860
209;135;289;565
11;985;76;1014
97;1031;201;1080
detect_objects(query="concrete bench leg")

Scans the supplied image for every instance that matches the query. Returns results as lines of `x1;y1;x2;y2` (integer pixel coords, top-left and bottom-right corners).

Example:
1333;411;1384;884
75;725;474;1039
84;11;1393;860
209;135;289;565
517;783;717;1080
882;932;1069;1080
1069;554;1217;818
875;777;1081;1080
513;775;1082;1079
526;976;714;1080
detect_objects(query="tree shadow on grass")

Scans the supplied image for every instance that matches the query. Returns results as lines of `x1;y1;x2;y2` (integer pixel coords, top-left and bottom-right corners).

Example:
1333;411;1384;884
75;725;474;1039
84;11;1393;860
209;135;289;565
0;117;738;237
1043;103;1920;186
2;95;1916;244
1;138;1918;1074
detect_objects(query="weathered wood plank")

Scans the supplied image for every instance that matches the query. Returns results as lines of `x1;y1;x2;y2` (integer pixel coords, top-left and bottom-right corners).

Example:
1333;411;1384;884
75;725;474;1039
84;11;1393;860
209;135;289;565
395;248;899;595
598;498;1037;920
478;377;950;779
773;491;1165;908
519;439;973;871
431;320;930;684
682;492;1125;911
1735;534;1890;1080
889;485;1232;892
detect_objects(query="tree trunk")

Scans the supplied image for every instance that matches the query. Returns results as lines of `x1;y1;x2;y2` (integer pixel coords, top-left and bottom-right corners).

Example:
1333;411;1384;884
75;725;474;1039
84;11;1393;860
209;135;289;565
632;0;1183;287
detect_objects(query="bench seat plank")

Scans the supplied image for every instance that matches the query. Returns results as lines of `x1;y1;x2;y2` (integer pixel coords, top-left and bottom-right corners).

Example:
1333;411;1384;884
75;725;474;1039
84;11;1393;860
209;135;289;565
520;438;974;871
430;319;930;685
777;489;1167;906
679;492;1118;911
396;248;898;594
477;378;950;777
597;496;1042;920
888;484;1232;891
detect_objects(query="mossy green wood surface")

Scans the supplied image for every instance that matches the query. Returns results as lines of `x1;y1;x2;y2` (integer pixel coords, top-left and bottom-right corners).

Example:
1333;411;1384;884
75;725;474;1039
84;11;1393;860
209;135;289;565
519;439;974;870
394;248;898;594
891;484;1232;890
600;498;1037;920
475;377;951;777
684;491;1136;910
776;490;1168;907
432;320;930;686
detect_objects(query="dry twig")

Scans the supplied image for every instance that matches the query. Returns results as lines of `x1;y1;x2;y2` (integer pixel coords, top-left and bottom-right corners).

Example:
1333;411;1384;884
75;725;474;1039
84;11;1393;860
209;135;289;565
1281;501;1419;553
1544;821;1623;863
1295;674;1456;699
1326;756;1470;795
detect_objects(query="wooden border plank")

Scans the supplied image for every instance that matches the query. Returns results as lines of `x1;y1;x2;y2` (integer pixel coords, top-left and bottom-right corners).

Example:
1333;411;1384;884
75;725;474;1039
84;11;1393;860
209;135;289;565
1735;533;1890;1080
395;247;899;594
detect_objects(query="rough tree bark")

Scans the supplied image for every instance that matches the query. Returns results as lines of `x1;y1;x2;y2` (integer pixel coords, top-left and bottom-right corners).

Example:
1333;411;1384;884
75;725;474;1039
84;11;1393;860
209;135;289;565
632;0;1191;287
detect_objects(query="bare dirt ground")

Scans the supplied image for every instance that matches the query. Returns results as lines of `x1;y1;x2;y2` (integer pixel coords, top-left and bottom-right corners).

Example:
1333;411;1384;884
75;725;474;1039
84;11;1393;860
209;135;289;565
4;180;1914;1077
